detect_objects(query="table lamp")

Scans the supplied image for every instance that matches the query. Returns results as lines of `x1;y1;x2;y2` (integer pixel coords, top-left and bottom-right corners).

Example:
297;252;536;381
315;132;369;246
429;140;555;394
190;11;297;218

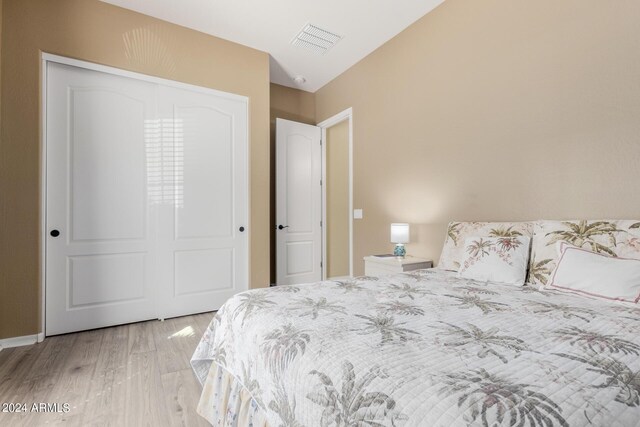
390;223;410;258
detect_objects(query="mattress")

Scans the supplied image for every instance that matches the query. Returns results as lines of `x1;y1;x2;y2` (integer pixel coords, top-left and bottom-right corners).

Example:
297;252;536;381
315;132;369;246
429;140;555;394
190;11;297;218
192;269;640;426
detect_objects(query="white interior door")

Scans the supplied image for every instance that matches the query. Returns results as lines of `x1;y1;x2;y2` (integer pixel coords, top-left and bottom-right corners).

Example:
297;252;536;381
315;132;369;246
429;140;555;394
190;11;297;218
45;59;248;335
276;119;322;285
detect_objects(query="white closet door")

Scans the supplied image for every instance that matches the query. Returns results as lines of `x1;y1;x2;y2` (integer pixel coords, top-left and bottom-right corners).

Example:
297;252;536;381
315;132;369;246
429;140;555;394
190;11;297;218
45;59;249;335
155;85;248;319
46;62;157;335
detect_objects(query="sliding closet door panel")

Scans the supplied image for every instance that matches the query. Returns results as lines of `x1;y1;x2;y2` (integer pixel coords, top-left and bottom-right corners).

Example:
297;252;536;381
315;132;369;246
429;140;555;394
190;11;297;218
46;62;157;335
156;85;248;319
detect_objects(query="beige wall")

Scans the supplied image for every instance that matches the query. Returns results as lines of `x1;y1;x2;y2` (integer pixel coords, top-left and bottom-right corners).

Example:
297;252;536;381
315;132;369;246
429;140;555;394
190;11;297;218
0;0;270;339
269;83;315;282
315;0;640;275
326;120;350;278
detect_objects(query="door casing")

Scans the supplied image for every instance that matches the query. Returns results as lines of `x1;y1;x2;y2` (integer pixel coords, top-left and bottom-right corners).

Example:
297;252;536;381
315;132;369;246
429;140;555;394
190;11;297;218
318;108;354;280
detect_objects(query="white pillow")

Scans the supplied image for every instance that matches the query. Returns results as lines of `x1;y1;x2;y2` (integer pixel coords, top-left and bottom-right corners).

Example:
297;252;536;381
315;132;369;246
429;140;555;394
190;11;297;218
457;236;531;286
550;244;640;303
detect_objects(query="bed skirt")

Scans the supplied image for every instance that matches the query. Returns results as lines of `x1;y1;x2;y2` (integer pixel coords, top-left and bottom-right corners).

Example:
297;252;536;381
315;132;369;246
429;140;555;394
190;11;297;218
195;362;270;427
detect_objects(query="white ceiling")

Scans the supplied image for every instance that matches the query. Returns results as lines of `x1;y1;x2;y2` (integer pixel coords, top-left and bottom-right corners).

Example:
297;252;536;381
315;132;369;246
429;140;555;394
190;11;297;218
101;0;445;92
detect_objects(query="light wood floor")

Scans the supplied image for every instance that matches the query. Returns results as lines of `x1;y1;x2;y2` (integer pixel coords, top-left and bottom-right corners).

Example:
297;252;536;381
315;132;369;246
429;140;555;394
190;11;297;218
0;313;214;427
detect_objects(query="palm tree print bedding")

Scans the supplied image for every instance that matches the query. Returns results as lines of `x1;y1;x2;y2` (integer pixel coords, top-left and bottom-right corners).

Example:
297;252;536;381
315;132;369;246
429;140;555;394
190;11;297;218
528;220;640;286
439;222;533;271
191;269;640;426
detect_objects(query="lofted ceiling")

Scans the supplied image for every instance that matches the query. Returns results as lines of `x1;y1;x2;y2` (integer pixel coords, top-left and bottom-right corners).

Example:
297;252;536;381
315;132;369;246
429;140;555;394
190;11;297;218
101;0;445;92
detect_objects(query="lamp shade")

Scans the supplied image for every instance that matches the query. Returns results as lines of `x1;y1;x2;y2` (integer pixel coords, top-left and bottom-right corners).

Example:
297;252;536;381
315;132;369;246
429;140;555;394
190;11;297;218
390;223;410;244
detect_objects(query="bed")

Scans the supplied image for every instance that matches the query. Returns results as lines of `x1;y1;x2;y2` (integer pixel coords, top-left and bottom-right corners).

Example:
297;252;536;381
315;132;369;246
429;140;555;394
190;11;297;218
191;220;640;426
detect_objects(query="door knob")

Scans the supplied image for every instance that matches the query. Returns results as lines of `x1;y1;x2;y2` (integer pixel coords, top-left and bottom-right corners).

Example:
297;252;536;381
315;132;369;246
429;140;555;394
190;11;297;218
277;225;289;230
50;229;60;237
239;226;245;232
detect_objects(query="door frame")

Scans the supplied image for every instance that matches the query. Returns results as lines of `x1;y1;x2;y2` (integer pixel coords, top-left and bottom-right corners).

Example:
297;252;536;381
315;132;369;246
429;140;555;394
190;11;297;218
317;108;353;280
40;53;249;337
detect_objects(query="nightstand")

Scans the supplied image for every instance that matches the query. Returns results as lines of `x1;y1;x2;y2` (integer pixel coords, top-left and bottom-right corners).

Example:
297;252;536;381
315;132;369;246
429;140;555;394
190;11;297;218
363;256;433;276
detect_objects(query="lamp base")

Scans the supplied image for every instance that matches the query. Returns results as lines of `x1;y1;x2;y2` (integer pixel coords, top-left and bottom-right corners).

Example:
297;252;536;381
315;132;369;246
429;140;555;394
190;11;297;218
393;244;406;258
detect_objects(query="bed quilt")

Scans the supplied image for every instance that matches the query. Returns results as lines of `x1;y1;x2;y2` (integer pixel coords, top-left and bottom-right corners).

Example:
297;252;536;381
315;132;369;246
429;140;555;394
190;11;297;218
192;269;640;427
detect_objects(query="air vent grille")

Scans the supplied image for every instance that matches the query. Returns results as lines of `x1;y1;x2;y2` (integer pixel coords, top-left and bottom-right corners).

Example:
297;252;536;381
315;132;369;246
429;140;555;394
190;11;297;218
291;24;342;55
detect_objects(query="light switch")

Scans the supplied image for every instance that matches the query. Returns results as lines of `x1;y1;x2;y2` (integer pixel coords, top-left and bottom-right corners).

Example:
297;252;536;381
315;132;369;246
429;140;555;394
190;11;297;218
353;209;363;219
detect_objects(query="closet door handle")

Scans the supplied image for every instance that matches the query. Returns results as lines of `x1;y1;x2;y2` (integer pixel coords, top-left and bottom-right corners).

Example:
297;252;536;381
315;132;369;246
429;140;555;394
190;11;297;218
50;229;61;237
277;225;289;230
239;226;245;232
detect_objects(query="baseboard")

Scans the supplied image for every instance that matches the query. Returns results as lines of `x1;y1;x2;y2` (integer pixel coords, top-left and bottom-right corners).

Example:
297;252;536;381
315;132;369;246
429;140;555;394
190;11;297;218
0;333;42;351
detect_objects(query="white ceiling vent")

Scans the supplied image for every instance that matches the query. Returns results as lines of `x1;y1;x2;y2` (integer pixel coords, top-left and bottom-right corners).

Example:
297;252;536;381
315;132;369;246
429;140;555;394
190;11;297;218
291;24;342;55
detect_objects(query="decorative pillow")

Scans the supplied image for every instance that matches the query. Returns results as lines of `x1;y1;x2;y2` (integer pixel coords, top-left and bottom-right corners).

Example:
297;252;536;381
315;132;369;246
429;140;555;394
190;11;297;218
438;222;533;271
457;236;531;286
528;220;640;286
549;243;640;303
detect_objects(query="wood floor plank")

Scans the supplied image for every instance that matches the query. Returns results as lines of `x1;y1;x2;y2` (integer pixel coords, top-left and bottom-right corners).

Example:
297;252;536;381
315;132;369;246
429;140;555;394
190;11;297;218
0;315;210;427
0;347;21;401
22;330;103;426
0;345;39;395
0;346;16;377
170;316;204;359
47;330;102;401
153;319;188;375
0;334;79;427
81;324;129;427
124;351;170;427
23;334;76;391
161;368;210;427
193;312;215;336
0;336;71;403
165;316;204;380
128;320;157;355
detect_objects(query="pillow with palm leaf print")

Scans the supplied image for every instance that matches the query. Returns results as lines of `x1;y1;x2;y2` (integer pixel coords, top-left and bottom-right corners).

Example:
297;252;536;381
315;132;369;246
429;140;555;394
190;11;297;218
528;220;640;286
458;236;531;286
438;222;533;271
